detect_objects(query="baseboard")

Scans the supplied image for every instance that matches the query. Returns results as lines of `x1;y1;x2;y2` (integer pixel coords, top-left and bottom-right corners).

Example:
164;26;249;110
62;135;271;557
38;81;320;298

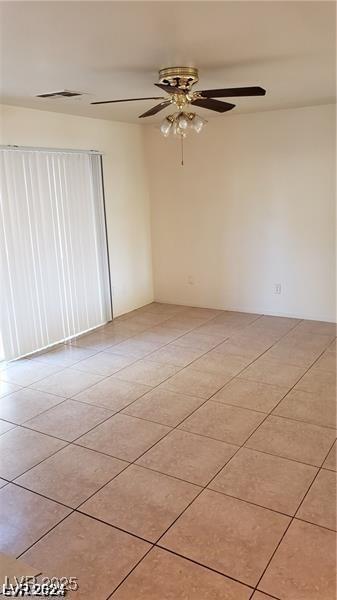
153;297;337;324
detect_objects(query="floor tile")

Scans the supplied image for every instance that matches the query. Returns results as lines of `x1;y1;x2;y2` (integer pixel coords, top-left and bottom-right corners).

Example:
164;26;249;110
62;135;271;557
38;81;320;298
31;367;104;398
273;388;336;429
162;367;231;399
126;312;171;327
295;368;336;396
246;416;336;466
148;343;204;367
191;351;251;377
237;329;282;346
73;351;136;376
114;359;179;387
297;469;336;530
160;489;290;587
165;316;212;331
134;302;185;316
0;361;62;387
209;447;317;515
77;413;170;461
213;335;272;360
262;346;320;368
1;308;334;598
16;444;127;507
0;483;71;555
106;338;161;359
81;464;200;542
315;350;336;373
25;399;112;441
32;344;98;367
259;520;336;599
73;377;150;411
0;420;16;435
137;429;238;486
293;320;336;336
184;307;222;319
162;321;197;335
0;427;66;479
262;333;331;367
0;388;64;425
327;339;337;353
123;388;204;427
69;329;129;351
283;329;334;350
21;512;150;599
179;401;264;445
239;357;305;388
112;547;251;600
211;311;259;327
134;326;185;345
196;322;245;338
212;379;287;413
0;361;14;371
323;440;336;471
103;323;144;340
245;316;300;337
106;319;150;335
0;381;21;399
173;331;226;352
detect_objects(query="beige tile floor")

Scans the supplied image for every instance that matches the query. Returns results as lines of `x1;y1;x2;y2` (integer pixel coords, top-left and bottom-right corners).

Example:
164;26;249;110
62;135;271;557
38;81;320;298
0;302;336;599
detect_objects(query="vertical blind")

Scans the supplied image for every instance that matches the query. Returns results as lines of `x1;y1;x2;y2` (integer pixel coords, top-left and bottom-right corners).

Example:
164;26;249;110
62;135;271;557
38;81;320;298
0;148;112;360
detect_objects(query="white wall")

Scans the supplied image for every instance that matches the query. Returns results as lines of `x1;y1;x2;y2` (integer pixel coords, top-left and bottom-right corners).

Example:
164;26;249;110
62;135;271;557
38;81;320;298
1;103;335;322
0;104;153;316
145;104;336;322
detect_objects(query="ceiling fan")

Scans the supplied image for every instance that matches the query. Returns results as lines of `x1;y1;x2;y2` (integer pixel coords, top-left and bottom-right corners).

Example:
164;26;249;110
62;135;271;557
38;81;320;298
91;66;266;119
92;67;266;164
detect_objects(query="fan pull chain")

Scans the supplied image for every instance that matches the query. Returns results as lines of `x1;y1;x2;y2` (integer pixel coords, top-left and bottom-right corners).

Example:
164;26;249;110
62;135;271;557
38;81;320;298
181;134;184;166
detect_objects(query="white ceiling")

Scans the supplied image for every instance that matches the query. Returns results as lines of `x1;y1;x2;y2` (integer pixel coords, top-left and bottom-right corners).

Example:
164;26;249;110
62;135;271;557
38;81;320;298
0;1;335;124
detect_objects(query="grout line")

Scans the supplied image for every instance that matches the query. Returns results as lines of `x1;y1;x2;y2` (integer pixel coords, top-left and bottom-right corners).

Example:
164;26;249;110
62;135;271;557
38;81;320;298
1;308;336;599
104;544;155;600
130;320;335;595
2;312;264;573
250;345;337;595
252;436;336;595
106;545;256;600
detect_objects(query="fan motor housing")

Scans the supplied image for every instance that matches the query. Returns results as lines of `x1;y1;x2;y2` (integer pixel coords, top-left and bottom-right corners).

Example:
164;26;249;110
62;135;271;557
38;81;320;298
158;67;199;91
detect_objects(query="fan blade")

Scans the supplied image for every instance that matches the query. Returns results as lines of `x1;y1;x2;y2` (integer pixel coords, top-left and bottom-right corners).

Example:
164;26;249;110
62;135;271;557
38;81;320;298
197;86;266;98
91;96;164;105
139;100;172;118
191;98;235;113
154;83;182;94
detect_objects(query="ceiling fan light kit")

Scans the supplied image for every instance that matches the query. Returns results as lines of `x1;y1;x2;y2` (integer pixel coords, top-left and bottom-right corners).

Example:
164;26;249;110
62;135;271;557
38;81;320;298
160;112;207;137
91;66;266;165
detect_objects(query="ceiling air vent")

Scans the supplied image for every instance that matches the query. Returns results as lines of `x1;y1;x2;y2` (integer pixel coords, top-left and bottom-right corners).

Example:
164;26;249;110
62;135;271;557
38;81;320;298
36;90;83;98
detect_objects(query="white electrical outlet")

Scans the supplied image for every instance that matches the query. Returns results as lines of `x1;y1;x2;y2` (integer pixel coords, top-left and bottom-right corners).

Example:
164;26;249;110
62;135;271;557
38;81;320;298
274;283;282;294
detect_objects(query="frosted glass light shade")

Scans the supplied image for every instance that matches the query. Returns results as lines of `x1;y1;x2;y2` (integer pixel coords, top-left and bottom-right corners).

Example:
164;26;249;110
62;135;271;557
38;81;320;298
191;114;207;133
160;118;172;137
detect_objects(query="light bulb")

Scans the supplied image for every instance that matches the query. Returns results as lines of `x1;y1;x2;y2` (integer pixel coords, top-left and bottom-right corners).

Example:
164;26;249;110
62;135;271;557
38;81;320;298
177;113;189;130
160;118;172;137
191;114;207;133
172;121;182;136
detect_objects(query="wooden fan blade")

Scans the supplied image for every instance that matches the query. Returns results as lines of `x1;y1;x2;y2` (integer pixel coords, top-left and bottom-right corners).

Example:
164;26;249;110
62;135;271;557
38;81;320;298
139;100;172;118
197;86;266;98
191;99;235;113
91;96;164;105
154;83;182;94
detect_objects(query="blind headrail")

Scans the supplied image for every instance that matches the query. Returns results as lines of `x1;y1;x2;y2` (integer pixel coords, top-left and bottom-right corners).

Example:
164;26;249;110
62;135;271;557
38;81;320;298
0;145;103;155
